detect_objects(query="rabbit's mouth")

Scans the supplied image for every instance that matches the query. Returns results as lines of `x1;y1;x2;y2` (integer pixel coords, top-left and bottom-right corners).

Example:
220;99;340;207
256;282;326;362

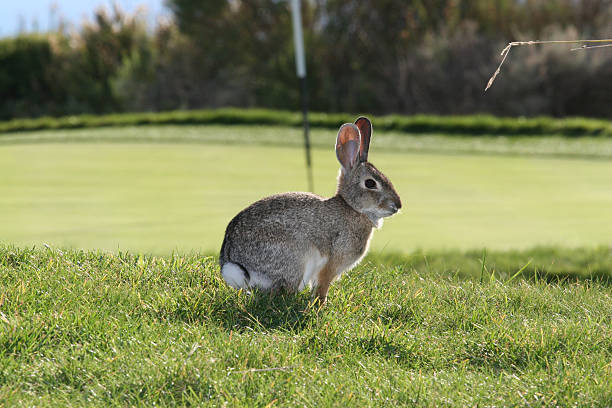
387;202;400;215
362;200;401;226
383;208;399;217
378;200;401;217
364;206;397;225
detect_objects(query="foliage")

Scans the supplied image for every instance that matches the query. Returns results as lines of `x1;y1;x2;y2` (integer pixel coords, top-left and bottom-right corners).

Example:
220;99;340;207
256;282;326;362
0;245;611;406
0;6;150;119
0;108;612;137
1;108;612;136
1;1;612;118
308;0;612;116
0;35;55;118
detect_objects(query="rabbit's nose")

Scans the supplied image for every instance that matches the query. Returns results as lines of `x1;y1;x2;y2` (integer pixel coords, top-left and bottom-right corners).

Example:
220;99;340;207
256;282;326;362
389;201;400;213
391;197;402;212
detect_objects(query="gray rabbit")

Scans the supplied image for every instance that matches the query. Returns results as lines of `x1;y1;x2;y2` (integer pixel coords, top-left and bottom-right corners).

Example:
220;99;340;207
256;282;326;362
219;117;402;303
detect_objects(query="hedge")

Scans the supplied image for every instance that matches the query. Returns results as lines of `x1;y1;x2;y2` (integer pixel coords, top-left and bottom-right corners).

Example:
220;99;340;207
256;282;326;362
0;108;611;137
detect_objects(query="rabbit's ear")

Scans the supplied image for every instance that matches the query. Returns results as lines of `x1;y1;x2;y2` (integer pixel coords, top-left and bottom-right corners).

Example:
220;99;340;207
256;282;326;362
335;123;361;171
354;116;372;162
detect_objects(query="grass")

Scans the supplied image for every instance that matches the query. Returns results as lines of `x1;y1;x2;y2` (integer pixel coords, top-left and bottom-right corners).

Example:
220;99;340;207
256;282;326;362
5;124;612;160
1;108;611;137
1;125;612;254
377;246;612;282
2;122;612;406
0;245;610;406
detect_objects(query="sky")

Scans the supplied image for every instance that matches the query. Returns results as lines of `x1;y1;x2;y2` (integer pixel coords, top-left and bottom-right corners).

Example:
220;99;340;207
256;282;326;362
0;0;168;38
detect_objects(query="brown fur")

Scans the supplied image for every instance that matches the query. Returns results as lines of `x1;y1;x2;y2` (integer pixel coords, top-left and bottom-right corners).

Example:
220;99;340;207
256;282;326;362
219;117;401;303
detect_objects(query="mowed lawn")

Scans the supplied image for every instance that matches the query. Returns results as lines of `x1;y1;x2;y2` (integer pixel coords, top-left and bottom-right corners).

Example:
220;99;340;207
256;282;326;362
1;246;611;406
1;125;612;406
1;125;612;254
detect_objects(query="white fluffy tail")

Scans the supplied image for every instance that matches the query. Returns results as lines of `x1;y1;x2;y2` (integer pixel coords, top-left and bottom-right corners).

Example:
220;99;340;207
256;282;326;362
221;262;249;289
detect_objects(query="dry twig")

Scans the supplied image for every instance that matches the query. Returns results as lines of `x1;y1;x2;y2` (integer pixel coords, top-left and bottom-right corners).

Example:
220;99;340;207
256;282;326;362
485;39;612;92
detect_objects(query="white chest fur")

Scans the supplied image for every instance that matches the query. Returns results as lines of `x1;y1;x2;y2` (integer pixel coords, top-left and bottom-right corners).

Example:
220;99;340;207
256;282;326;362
298;248;328;291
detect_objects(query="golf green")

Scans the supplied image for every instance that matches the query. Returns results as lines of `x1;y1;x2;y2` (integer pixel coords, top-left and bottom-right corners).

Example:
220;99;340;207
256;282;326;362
1;138;611;254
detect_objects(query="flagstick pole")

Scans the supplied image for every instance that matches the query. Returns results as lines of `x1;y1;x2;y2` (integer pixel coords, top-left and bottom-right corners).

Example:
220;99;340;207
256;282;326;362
290;0;313;192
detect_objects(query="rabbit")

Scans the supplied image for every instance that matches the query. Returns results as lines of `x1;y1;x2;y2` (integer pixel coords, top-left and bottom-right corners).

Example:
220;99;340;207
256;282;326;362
219;117;402;303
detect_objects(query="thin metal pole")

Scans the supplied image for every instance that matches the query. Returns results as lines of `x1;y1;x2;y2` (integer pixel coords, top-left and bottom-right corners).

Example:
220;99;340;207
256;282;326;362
290;0;313;192
300;76;313;192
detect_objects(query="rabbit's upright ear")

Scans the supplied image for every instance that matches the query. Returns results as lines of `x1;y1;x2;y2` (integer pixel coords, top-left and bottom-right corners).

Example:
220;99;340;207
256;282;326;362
335;123;361;172
354;117;372;162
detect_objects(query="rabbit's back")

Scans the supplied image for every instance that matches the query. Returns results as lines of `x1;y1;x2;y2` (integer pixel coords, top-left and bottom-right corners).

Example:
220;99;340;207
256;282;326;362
220;192;373;291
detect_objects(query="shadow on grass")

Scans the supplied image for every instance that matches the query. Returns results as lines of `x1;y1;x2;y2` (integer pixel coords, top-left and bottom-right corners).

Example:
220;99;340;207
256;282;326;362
525;270;612;287
378;303;425;327
214;291;319;332
299;331;425;368
157;289;320;333
372;246;612;287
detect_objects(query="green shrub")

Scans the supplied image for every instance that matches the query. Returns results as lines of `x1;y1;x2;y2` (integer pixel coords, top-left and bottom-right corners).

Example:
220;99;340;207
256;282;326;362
0;35;56;118
0;108;610;137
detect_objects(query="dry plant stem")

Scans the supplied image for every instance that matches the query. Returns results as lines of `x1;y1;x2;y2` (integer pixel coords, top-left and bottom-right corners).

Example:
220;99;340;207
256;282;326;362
570;44;612;51
484;39;612;92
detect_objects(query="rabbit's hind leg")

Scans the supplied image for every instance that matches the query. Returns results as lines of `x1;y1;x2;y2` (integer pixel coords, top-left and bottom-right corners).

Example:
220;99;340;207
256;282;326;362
314;262;341;305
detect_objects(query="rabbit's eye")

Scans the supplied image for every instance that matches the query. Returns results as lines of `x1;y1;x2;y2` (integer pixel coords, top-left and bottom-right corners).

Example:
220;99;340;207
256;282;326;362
365;179;377;189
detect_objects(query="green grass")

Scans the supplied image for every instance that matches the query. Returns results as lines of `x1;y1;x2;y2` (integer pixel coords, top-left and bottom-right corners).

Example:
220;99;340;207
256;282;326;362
2;123;612;406
5;124;612;160
1;108;611;137
1;125;612;254
1;245;610;406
